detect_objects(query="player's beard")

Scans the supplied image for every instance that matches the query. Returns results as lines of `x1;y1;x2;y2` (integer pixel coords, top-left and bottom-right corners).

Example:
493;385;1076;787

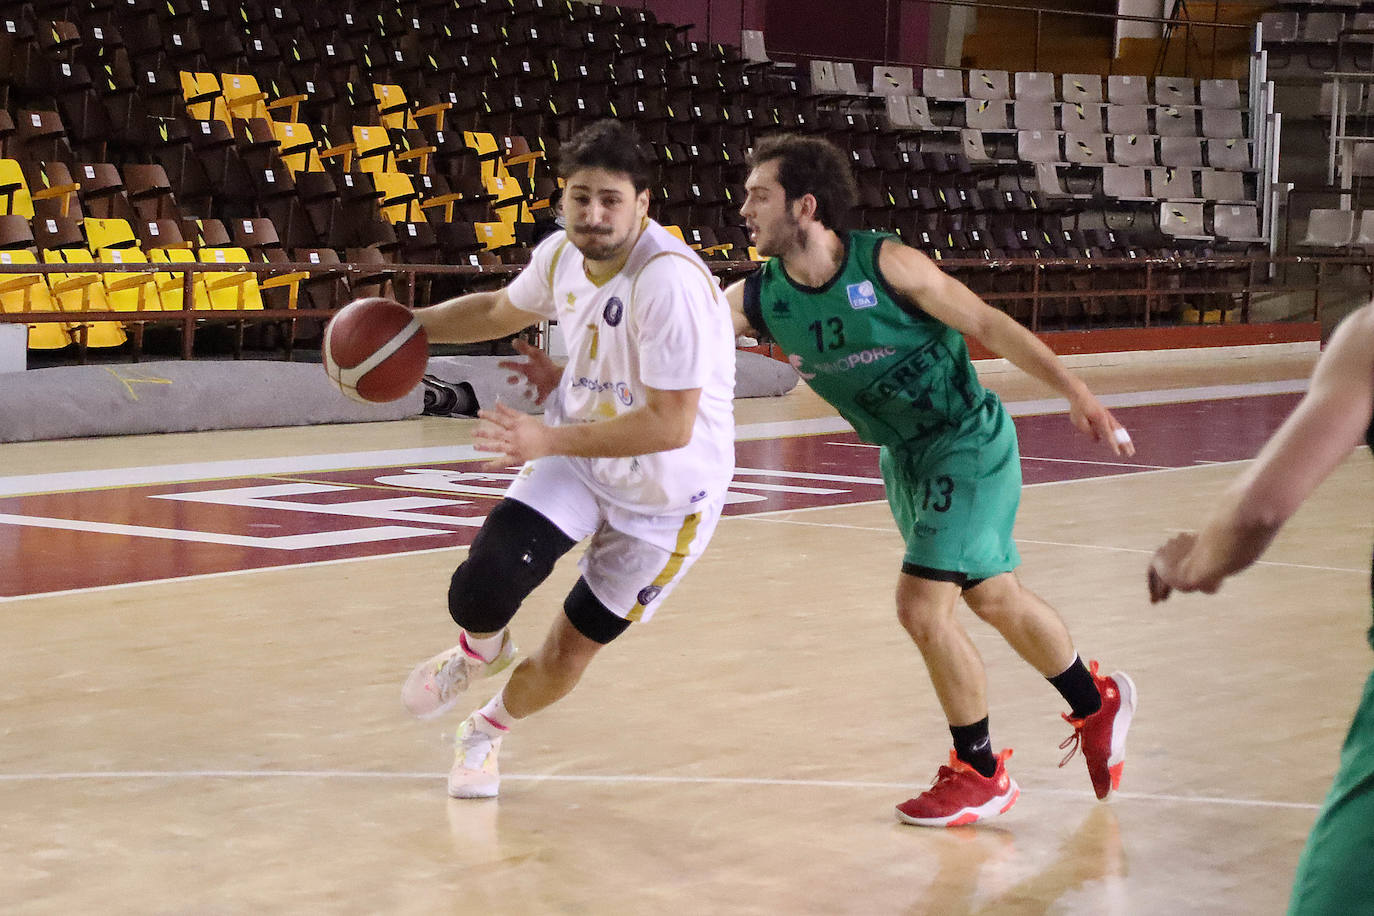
754;212;803;258
571;225;631;263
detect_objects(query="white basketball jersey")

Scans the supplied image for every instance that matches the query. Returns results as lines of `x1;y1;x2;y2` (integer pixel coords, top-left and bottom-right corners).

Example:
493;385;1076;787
505;220;736;515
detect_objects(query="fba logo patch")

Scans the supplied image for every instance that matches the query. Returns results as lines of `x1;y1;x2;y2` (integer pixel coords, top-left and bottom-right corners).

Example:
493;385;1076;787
603;297;624;326
846;280;878;310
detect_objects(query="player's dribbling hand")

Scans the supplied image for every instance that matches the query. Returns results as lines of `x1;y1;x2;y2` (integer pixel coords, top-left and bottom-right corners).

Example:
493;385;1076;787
498;339;563;405
474;402;552;470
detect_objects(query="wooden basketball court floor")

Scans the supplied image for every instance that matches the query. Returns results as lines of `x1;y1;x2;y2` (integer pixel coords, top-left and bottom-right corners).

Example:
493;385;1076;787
3;347;1370;915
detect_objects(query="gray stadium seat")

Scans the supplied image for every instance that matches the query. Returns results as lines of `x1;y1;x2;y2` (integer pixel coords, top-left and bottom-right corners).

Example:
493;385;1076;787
872;66;915;96
1102;165;1152;201
1013;101;1057;130
1155;105;1200;137
922;68;964;99
1112;133;1158;167
1064;131;1109;164
1106;104;1150;135
1154;76;1197;106
1061;73;1104;104
1206;138;1251;170
1018;129;1062;163
1060;102;1104;132
1199;79;1241;109
1151;166;1201;200
1107;75;1150;106
965;98;1010;130
1295;208;1355;249
968;68;1011;100
1210;204;1263;243
1159;201;1209;240
1200;169;1248;203
1160;136;1205;167
1014;71;1056;102
1201;108;1245;140
1259;12;1299;43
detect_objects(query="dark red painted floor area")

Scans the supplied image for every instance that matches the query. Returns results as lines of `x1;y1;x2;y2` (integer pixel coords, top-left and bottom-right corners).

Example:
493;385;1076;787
0;393;1302;597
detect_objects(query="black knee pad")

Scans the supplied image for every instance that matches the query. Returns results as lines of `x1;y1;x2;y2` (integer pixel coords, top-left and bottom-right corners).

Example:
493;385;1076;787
448;498;575;632
563;577;630;645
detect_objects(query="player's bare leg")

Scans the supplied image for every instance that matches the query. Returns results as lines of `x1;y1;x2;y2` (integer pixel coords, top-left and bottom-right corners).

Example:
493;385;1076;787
962;573;1076;676
894;573;1020;827
964;572;1136;801
449;614;606;799
895;574;988;726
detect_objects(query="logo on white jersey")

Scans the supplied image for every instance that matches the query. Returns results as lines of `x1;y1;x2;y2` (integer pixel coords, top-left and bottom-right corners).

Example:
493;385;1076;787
603;296;624;326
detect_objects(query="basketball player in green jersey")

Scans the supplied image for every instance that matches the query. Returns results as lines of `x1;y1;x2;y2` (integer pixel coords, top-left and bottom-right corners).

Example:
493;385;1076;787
1150;303;1374;916
725;134;1138;827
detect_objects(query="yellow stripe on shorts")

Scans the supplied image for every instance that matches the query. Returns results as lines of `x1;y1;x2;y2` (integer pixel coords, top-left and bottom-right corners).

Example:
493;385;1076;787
626;511;701;622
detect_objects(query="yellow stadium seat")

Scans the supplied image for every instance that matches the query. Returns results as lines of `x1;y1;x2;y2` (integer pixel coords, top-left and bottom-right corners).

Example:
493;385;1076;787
149;247;198;312
0;249;71;349
179;71;230;124
351;125;394;174
269;121;323;174
98;247;164;312
197;247;263;311
373;84;417;131
475;221;515;251
43;249;126;348
0;159;35;218
661;225;686;243
83;217;138;251
373;171;422;223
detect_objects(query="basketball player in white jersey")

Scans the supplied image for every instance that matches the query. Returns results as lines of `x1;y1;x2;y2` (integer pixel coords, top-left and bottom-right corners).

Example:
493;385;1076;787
400;120;738;798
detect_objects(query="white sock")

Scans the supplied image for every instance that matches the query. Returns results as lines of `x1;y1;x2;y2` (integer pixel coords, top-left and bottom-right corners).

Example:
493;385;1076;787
462;629;505;663
474;692;515;736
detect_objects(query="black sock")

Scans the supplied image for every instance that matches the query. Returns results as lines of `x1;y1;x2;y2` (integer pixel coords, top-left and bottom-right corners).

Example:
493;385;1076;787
949;717;997;778
1049;655;1102;720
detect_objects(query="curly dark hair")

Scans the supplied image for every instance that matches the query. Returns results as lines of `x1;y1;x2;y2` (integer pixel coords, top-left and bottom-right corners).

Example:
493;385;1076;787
748;134;857;231
557;119;653;192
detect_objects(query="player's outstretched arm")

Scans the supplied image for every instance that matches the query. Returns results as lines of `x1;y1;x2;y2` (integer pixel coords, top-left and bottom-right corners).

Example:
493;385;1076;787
877;240;1134;457
1149;303;1374;602
415;287;538;345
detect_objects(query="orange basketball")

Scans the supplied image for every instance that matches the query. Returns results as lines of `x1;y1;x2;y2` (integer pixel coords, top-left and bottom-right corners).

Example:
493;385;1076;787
322;297;429;403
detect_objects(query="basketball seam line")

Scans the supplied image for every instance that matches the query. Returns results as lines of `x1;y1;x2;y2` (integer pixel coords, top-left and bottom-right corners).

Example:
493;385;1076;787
335;315;423;388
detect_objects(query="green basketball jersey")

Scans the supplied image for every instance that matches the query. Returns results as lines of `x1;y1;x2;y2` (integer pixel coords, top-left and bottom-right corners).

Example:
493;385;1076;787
744;230;1003;455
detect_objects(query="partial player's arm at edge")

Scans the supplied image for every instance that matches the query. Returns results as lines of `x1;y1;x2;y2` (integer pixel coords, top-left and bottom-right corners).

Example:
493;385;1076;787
877;239;1133;456
414;287;539;344
724;279;759;338
1152;304;1374;597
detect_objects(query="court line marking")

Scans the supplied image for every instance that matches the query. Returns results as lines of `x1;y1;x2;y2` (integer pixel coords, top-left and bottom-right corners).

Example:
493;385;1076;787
0;455;1330;601
2;451;1354;603
0;769;1321;811
0;381;1309;498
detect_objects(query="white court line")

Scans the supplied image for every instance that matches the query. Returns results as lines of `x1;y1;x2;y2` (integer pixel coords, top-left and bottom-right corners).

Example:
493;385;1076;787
1022;456;1172;470
737;521;1368;575
0;769;1320;811
0;379;1310;498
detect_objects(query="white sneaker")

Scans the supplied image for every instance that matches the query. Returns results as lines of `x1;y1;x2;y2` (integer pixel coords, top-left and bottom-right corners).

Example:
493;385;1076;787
449;715;502;799
401;631;516;720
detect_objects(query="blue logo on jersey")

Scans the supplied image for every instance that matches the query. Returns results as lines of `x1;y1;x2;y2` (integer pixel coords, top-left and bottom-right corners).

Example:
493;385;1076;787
846;280;878;310
603;297;624;326
636;585;662;606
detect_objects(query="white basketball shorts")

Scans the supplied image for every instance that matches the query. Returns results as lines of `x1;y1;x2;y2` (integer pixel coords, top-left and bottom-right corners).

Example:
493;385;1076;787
504;454;724;623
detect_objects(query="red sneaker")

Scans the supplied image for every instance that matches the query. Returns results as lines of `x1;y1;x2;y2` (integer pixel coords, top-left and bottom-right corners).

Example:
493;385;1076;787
895;749;1020;827
1060;661;1137;800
